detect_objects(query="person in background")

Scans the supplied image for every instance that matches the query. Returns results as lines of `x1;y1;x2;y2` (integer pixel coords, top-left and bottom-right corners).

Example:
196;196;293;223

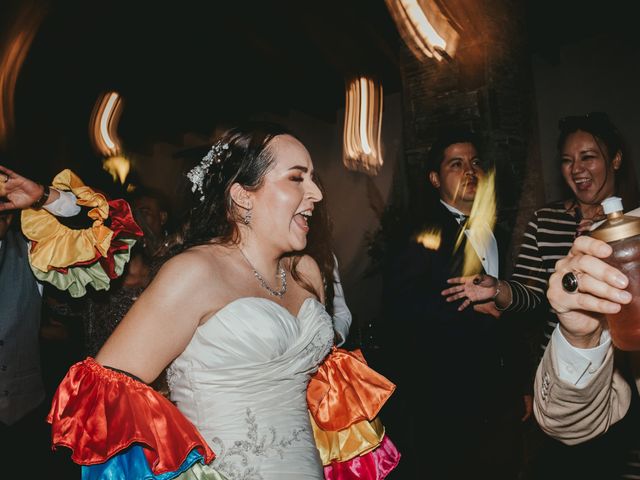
299;174;351;345
383;127;531;479
534;234;640;476
0;166;80;471
441;112;639;479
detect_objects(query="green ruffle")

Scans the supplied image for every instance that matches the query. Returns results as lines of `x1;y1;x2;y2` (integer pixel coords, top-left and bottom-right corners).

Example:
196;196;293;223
31;238;137;298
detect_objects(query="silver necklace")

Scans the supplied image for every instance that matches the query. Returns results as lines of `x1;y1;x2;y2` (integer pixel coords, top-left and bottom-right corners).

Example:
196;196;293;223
239;249;287;298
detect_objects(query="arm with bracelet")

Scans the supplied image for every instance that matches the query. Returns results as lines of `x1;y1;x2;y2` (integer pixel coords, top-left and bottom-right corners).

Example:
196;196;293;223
0;165;79;215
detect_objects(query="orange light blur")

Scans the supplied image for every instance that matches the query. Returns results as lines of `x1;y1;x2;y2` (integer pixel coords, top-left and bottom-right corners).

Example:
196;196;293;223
385;0;459;62
89;91;130;184
90;91;124;157
343;76;383;175
0;3;46;148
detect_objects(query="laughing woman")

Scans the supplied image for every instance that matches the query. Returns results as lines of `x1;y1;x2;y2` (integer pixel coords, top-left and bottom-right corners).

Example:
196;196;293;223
46;122;398;479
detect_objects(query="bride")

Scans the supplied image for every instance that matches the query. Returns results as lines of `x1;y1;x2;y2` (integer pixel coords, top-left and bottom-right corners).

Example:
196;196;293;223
54;122;334;479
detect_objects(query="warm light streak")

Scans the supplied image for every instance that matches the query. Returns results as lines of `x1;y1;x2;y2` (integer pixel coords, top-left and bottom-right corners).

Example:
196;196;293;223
359;78;372;154
100;93;120;150
415;227;442;250
0;2;46;148
456;168;497;277
90;91;124;157
385;0;459;62
343;76;383;175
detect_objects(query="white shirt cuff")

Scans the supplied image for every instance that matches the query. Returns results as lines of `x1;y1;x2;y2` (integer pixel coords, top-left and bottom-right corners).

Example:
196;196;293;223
43;190;81;217
553;324;611;388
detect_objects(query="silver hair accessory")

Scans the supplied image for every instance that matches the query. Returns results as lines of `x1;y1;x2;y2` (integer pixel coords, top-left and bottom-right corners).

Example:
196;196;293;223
187;140;230;201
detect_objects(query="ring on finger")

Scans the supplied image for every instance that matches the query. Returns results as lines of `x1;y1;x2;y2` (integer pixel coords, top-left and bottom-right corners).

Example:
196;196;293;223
561;271;579;293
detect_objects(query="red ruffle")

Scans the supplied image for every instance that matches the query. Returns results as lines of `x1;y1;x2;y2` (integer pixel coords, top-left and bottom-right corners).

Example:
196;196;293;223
47;358;214;475
53;198;143;278
307;348;396;431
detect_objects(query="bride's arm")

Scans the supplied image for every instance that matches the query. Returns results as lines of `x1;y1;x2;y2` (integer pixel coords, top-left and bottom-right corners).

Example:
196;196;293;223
96;250;216;383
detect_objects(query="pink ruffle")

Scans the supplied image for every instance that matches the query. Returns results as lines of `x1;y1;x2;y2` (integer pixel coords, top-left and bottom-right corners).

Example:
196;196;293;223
323;436;401;480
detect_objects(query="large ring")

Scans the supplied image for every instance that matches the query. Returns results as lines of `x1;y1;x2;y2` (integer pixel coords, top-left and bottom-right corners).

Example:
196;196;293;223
561;272;579;293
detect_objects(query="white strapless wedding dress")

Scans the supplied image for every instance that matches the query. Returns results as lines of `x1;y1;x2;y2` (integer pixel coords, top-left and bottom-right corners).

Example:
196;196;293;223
167;297;334;480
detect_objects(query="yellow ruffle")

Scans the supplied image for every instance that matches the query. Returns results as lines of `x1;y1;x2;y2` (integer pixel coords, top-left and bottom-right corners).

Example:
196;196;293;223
21;169;113;272
311;414;385;465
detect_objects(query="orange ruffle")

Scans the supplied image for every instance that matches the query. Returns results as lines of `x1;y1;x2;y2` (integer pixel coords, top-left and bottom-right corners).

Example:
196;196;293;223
21;169;113;271
307;348;395;431
47;358;215;475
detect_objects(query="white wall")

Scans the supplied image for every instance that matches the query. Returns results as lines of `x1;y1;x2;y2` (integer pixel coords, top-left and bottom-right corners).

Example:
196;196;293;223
532;33;640;204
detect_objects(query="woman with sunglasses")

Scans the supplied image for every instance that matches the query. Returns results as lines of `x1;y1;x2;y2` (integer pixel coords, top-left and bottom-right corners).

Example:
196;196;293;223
442;112;639;478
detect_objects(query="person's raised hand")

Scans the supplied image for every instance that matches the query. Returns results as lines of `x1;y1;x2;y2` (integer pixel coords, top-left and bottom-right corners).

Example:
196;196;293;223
548;235;631;348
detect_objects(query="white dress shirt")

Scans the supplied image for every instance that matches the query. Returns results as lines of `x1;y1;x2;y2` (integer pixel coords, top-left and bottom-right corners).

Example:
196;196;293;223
440;199;499;277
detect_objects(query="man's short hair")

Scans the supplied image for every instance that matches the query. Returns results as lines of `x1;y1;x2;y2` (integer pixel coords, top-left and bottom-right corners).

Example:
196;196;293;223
425;127;481;175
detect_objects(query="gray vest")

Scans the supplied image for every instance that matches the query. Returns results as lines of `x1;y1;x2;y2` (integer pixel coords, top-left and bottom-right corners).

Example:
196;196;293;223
0;228;44;425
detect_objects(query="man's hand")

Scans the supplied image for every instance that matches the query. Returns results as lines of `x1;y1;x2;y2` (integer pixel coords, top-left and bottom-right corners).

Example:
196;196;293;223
442;273;499;311
0;165;57;211
547;236;630;348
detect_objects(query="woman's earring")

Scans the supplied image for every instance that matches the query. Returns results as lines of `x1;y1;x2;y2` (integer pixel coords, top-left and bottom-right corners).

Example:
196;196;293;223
243;209;252;225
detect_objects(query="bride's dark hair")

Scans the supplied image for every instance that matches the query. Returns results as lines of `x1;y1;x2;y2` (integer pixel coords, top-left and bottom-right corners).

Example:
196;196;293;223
180;121;291;250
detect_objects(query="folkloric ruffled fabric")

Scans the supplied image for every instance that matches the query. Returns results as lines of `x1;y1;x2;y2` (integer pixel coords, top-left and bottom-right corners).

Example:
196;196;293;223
308;348;400;478
22;169;113;270
323;436;400;480
82;445;228;480
307;348;396;431
48;358;217;477
311;415;384;464
21;169;143;297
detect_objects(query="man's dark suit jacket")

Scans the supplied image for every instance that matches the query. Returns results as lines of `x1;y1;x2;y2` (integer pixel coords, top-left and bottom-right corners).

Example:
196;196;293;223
382;201;529;424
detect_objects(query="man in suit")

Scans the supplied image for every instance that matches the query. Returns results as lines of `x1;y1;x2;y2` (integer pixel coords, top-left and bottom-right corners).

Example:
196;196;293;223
382;128;531;479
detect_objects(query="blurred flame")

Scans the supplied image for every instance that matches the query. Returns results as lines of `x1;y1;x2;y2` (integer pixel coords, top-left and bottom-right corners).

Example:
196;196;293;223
90;91;124;157
385;0;459;62
456;168;497;276
0;2;47;148
415;227;442;250
343;76;383;175
102;155;130;184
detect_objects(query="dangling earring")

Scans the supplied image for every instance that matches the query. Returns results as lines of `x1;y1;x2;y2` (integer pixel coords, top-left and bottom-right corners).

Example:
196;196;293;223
243;209;252;225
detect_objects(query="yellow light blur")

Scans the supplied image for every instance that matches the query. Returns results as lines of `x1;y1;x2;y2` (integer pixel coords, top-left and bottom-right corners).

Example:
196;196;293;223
457;168;497;277
0;2;46;148
415;227;442;250
102;155;130;184
343;76;383;175
385;0;459;62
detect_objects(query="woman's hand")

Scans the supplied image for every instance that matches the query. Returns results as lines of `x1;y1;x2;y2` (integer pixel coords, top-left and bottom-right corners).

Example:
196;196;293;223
547;236;631;348
442;273;499;311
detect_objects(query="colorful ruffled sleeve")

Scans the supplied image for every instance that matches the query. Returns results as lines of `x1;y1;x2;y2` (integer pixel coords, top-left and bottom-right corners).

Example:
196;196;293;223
48;358;226;480
21;169;144;297
307;348;401;479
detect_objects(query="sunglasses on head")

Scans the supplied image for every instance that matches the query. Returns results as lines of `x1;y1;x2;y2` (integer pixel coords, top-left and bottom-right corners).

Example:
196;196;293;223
558;112;611;131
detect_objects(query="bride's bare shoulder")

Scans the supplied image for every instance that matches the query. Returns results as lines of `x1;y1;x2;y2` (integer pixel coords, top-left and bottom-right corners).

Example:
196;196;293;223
155;244;235;284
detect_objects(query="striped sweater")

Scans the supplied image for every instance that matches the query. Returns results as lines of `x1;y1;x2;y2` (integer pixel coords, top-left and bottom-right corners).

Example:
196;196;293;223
504;200;578;353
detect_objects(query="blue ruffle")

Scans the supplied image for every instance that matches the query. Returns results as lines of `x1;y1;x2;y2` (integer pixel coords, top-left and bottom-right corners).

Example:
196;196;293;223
82;445;205;480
